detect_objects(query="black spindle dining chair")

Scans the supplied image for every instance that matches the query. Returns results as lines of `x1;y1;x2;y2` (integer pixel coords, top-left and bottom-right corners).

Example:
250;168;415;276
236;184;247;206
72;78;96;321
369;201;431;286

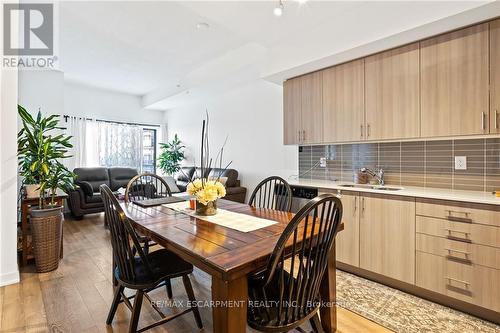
125;173;172;203
247;194;343;333
124;173;174;296
100;184;203;333
249;176;293;212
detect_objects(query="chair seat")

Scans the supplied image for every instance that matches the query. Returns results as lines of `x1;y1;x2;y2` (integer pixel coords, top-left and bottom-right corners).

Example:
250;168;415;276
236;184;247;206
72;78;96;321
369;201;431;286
115;249;193;287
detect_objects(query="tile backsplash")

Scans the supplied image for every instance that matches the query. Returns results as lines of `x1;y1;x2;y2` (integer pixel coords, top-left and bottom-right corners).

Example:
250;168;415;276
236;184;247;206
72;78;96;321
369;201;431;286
298;138;500;192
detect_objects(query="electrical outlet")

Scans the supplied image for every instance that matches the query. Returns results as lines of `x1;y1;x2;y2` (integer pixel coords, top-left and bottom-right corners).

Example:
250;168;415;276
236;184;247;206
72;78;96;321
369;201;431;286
319;157;327;168
455;156;467;170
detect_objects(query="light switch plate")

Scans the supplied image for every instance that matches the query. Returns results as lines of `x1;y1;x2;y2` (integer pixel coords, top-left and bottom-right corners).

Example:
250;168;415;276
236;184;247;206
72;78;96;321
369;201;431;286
320;157;327;168
455;156;467;170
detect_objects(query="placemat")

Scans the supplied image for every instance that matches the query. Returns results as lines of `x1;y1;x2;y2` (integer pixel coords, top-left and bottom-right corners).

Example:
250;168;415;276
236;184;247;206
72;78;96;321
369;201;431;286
163;201;277;232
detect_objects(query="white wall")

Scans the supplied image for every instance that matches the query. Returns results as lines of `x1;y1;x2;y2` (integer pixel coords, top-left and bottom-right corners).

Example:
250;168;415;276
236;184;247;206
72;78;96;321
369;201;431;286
164;79;297;201
64;80;164;125
0;68;20;286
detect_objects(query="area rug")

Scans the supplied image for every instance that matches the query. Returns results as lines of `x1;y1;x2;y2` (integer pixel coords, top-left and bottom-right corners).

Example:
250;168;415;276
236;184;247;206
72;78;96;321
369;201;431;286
336;270;500;333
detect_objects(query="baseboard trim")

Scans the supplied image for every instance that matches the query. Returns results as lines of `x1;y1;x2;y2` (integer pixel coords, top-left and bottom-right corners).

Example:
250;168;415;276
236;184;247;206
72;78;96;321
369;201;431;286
337;262;500;325
0;270;20;287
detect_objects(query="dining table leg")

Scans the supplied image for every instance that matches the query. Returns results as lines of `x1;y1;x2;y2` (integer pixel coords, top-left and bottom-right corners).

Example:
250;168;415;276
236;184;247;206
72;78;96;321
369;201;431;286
319;246;337;332
211;275;248;333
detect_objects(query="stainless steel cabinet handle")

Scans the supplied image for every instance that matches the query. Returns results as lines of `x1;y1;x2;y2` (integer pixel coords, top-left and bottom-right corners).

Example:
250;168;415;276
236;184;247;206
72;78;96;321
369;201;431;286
445;277;470;287
367;124;371;138
445;248;471;256
360;124;363;138
361;197;365;216
481;112;485;130
302;130;306;142
354;196;357;214
495;110;499;130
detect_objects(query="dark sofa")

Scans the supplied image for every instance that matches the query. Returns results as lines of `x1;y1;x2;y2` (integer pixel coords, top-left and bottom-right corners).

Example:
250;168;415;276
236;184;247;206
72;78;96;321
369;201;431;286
175;167;247;203
67;167;138;219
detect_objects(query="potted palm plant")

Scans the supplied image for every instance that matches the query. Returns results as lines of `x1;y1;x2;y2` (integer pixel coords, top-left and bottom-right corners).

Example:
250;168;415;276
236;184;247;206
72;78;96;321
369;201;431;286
17;105;74;272
158;133;185;175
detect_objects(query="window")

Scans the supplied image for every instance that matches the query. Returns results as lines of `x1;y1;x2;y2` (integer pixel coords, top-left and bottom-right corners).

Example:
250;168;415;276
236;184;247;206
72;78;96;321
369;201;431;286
142;128;156;173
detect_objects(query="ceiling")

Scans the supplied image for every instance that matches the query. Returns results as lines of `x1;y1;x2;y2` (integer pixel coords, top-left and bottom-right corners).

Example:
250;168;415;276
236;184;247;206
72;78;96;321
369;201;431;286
58;1;497;109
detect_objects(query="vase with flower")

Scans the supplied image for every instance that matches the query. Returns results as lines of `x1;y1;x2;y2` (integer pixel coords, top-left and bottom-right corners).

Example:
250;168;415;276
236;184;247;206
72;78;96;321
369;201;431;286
187;178;226;215
183;112;232;216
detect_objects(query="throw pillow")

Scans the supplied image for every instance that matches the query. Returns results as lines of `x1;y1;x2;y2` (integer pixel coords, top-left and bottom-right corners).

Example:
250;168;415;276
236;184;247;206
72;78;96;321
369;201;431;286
163;176;181;193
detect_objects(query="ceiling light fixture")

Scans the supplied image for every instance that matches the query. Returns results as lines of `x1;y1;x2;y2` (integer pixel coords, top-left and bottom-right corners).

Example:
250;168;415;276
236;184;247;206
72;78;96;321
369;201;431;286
296;0;308;3
274;0;284;17
196;22;210;30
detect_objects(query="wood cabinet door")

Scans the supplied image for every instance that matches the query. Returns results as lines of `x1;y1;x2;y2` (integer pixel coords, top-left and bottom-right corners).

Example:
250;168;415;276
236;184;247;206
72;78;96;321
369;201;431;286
322;59;365;142
336;191;360;267
301;72;323;144
420;24;489;137
283;77;302;144
359;194;416;284
365;43;420;140
491;19;500;134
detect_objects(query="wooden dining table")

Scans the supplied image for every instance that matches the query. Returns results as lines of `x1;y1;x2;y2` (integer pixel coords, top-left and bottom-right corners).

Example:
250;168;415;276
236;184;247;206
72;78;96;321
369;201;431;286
121;199;338;333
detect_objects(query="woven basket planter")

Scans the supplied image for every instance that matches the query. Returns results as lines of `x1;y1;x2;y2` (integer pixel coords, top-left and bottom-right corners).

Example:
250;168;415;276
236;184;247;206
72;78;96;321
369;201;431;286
30;206;63;273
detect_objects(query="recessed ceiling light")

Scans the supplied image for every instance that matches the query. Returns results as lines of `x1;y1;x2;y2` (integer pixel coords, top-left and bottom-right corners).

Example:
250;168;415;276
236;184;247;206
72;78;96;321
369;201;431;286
274;0;284;17
196;22;210;30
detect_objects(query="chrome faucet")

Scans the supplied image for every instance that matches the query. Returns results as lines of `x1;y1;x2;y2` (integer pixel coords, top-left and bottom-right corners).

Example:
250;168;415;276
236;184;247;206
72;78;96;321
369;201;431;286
361;167;385;186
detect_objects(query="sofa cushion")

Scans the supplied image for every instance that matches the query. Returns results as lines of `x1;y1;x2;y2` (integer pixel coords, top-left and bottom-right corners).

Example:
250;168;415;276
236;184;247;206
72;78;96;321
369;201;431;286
176;167;195;182
85;192;103;204
108;167;138;191
210;168;238;187
194;167;211;179
163;176;181;193
74;167;110;192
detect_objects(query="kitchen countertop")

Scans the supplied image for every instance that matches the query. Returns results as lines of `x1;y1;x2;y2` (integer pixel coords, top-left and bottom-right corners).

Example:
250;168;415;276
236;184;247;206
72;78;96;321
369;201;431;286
288;179;500;206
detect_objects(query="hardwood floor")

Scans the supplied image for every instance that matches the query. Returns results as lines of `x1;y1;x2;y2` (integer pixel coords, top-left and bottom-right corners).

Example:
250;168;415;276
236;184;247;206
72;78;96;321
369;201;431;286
1;213;390;333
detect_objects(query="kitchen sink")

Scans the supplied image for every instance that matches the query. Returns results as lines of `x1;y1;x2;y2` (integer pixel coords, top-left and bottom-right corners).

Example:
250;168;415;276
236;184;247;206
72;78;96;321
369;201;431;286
339;184;403;191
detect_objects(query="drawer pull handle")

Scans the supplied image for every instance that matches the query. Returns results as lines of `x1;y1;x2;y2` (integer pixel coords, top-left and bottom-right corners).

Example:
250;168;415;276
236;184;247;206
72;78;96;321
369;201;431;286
445;248;472;264
445;210;472;223
445;277;470;287
444;229;471;243
445;248;471;256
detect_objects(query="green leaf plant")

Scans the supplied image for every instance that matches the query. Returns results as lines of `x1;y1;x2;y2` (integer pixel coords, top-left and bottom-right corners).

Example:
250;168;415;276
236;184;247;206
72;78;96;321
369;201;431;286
157;134;185;176
17;105;75;208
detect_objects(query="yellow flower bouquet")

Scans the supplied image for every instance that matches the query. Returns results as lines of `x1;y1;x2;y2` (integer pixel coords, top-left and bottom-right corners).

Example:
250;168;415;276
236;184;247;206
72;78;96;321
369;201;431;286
187;178;226;205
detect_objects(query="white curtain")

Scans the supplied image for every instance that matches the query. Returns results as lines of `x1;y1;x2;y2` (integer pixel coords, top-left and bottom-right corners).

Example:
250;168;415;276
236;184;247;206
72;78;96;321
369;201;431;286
97;121;143;170
64;116;98;170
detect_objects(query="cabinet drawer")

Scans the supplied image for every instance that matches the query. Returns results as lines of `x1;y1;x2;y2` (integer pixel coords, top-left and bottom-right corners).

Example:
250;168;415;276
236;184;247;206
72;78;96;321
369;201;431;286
416;233;500;269
416;199;500;227
416;216;500;248
416;252;500;312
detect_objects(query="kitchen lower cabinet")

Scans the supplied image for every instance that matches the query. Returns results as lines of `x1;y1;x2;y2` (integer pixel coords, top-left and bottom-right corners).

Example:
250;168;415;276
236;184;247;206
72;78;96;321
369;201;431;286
359;193;416;284
336;191;360;267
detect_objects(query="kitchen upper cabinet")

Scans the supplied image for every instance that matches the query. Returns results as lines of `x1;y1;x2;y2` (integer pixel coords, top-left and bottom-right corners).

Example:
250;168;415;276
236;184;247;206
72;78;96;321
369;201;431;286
360;194;416;284
336;191;360;267
322;59;365;142
365;43;420;140
301;72;323;144
420;23;489;137
283;72;322;144
283;77;302;144
491;19;500;134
